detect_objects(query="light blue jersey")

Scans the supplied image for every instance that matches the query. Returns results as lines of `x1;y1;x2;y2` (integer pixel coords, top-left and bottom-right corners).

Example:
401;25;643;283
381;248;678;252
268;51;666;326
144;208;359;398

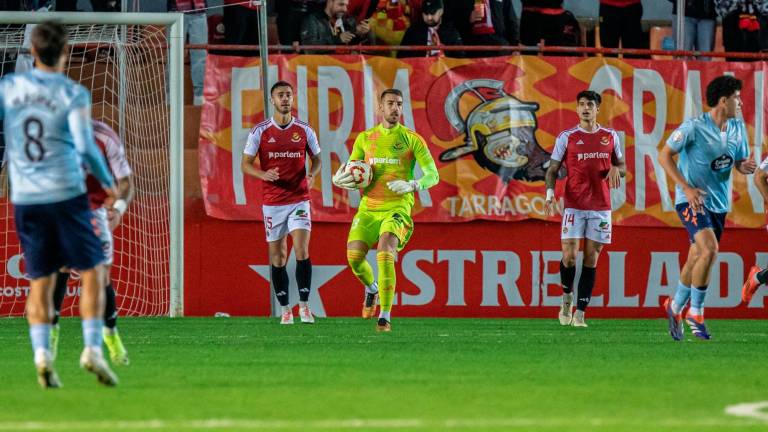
0;69;114;205
666;112;749;213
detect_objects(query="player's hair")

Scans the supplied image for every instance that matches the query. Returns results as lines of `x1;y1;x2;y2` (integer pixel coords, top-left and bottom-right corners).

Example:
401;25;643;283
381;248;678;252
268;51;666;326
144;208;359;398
576;90;601;106
706;75;742;108
270;80;293;96
31;21;68;67
380;88;403;101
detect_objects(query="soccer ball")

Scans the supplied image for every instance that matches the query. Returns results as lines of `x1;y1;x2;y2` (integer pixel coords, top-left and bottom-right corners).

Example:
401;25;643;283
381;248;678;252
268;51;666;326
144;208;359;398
345;160;373;188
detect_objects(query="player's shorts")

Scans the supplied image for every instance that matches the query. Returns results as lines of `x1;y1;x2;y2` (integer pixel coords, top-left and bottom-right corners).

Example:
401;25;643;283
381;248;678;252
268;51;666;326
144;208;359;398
675;202;726;243
14;194;105;279
262;200;311;242
91;207;114;266
560;208;612;244
347;209;413;251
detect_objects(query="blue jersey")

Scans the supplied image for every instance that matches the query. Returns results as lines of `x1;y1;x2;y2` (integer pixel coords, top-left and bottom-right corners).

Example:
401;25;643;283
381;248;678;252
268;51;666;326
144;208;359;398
0;69;114;205
666;112;749;213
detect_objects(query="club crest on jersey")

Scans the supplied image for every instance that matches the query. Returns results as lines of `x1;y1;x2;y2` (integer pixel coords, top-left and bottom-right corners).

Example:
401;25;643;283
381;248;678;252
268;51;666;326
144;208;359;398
710;154;734;171
392;141;405;151
600;136;611;146
291;132;301;143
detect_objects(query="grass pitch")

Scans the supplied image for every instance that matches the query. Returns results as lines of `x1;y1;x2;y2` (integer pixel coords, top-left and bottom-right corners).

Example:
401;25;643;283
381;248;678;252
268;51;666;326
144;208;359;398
1;317;767;431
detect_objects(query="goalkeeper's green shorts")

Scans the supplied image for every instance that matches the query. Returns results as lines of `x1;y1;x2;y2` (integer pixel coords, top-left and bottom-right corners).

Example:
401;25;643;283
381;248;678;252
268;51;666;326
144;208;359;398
347;209;413;251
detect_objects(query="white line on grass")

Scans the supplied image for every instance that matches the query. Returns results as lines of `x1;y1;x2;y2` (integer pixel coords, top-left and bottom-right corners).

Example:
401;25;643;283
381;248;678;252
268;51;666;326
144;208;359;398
725;401;768;421
0;417;766;430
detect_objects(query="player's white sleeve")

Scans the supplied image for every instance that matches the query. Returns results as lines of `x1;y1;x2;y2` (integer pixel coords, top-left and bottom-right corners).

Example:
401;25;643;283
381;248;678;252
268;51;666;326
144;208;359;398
244;128;261;156
551;131;568;161
611;130;623;160
104;135;133;180
68;99;114;188
760;155;768;172
306;126;321;156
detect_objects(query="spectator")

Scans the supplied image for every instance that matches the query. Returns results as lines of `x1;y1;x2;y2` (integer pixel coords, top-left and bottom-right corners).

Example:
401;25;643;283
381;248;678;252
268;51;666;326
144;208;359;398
276;0;326;47
348;0;423;25
398;0;463;58
223;0;260;57
300;0;370;53
717;0;768;59
518;0;579;48
450;0;519;57
169;0;208;106
669;0;717;59
599;0;645;51
366;0;418;46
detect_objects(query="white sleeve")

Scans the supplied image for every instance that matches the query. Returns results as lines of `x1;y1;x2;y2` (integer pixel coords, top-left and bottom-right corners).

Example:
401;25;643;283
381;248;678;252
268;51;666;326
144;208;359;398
105;138;133;180
243;129;260;156
760;155;768;172
550;132;568;161
306;126;321;156
611;130;623;160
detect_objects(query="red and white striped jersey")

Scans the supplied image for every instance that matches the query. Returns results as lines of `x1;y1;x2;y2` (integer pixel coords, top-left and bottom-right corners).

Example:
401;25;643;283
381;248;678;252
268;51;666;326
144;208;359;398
551;125;622;211
86;121;133;209
244;117;321;206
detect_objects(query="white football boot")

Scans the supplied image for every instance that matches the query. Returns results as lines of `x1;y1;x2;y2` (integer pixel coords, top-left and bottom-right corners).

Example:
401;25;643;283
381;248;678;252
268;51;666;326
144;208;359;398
558;293;573;326
571;310;588;328
34;349;62;389
80;347;119;386
299;304;315;324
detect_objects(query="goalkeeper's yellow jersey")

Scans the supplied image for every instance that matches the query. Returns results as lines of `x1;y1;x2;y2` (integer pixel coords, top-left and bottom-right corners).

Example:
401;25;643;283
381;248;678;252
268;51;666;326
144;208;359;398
350;123;439;214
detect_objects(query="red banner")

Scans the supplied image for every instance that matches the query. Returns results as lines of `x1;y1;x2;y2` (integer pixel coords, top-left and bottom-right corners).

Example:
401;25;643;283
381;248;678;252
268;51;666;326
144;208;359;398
199;54;768;227
184;201;768;318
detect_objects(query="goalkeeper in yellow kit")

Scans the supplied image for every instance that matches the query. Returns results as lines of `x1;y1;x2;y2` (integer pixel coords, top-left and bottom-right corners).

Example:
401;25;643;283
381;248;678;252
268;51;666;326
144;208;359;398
332;89;439;332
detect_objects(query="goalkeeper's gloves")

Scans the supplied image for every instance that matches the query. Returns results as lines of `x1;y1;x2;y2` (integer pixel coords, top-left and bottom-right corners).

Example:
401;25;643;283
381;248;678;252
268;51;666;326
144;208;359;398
387;180;420;195
332;165;358;190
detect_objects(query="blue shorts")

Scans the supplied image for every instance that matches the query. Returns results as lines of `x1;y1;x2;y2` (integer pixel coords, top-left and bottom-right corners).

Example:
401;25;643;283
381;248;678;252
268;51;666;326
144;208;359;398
14;194;105;279
675;202;727;243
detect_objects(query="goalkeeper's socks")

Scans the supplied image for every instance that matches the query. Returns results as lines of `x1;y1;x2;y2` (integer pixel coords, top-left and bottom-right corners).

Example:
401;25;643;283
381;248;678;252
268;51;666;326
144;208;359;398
82;318;104;349
376;251;396;313
671;280;691;315
379;310;391;321
688;286;707;320
30;323;51;353
559;261;575;294
757;268;768;285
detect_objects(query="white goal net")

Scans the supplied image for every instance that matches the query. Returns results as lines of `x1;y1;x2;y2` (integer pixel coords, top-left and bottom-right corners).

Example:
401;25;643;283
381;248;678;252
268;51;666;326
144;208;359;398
0;13;184;317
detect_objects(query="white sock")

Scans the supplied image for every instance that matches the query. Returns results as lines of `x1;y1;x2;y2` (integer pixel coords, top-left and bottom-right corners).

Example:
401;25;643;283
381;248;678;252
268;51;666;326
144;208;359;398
299;301;308;308
378;310;391;321
366;282;378;294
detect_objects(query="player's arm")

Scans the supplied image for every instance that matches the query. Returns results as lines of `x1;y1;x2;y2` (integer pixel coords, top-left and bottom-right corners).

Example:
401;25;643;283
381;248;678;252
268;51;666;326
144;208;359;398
735;121;756;175
241;130;278;181
544;132;567;216
68;93;115;192
332;133;363;190
306;127;322;187
387;133;439;195
606;130;626;188
658;123;705;212
755;167;768;205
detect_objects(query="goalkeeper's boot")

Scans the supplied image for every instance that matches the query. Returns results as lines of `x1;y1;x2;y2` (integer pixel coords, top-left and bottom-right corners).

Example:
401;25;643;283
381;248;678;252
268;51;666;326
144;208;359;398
280;309;294;325
742;266;762;304
684;312;711;340
663;298;683;341
376;318;391;333
558;293;573;326
299;304;315;324
103;328;130;366
571;310;588;328
362;291;379;319
80;347;119;386
49;324;61;361
35;349;62;389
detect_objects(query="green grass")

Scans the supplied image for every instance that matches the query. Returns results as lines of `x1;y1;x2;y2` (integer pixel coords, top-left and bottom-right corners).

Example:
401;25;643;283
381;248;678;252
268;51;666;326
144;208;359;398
1;317;768;431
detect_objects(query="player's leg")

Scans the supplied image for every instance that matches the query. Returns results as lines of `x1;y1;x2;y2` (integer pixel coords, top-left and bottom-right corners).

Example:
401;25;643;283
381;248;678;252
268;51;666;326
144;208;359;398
264;204;293;324
559;208;584;325
15;202;63;388
743;264;768;304
346;211;380;319
59;195;118;385
572;210;612;328
287;201;314;323
102;265;129;365
50;268;70;361
685;227;718;340
375;211;414;332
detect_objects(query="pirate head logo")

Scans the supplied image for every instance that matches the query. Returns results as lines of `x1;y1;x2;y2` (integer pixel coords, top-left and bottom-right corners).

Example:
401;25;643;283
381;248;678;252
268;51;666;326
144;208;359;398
430;78;556;182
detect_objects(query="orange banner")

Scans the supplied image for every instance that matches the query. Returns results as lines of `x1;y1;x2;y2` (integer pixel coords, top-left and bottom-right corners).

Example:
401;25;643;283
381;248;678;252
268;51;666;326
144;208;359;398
199;54;768;227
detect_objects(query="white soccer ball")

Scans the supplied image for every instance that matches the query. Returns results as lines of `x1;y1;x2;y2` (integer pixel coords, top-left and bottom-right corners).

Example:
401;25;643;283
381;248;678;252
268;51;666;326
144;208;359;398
344;160;373;188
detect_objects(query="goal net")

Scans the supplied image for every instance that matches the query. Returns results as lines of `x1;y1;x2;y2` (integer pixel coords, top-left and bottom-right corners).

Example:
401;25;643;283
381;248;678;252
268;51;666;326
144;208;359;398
0;13;184;317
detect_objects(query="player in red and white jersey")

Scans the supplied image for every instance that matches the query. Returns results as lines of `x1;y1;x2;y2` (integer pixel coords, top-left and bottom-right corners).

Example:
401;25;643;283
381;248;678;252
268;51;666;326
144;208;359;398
51;120;135;366
742;155;768;304
241;80;322;325
544;90;626;328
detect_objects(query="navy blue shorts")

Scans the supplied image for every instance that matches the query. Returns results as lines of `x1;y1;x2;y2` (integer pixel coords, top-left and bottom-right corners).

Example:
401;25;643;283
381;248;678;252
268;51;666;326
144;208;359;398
675;202;727;243
14;194;105;279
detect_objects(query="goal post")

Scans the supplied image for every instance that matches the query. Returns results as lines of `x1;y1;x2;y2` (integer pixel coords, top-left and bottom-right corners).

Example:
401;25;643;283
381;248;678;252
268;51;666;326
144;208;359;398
0;12;185;317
